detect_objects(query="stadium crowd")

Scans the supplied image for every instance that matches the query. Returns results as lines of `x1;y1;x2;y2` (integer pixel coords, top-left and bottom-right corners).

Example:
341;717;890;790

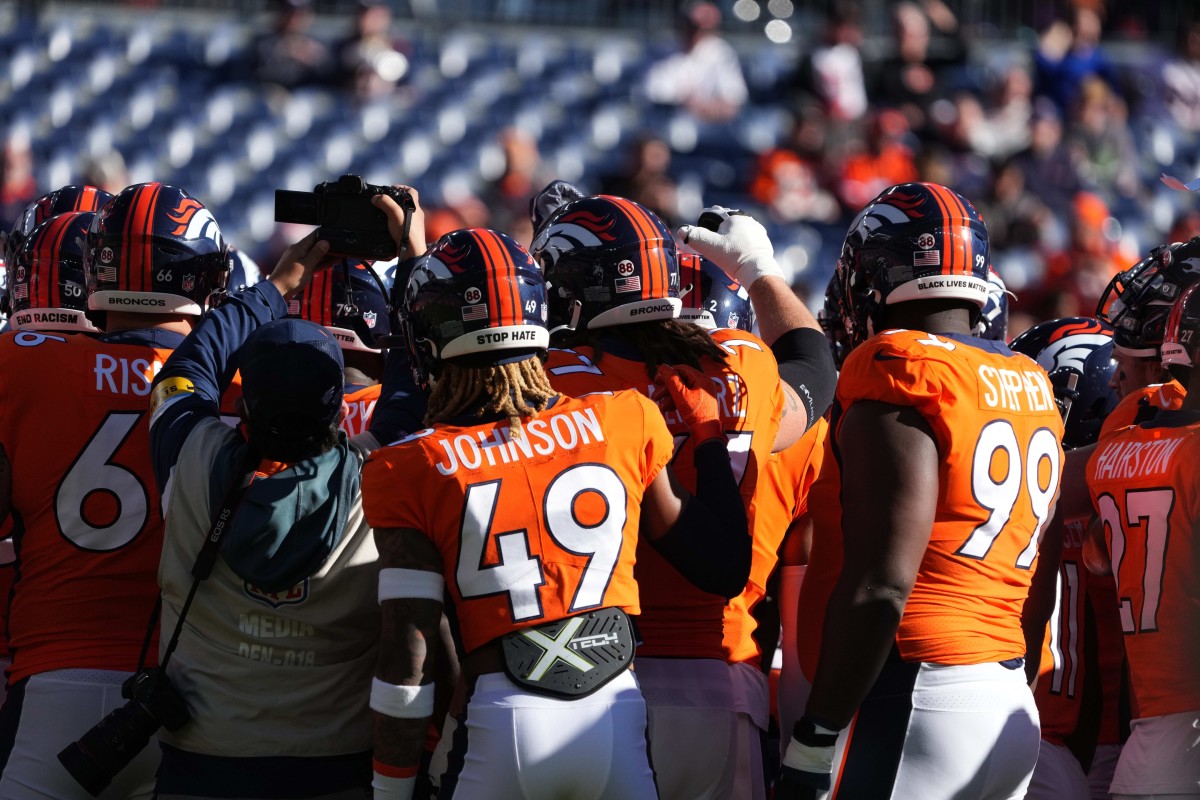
0;1;1195;800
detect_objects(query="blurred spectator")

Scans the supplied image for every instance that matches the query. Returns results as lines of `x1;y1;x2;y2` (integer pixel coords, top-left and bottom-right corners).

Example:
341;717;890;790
251;0;332;90
332;0;409;101
1065;75;1140;199
1160;19;1200;135
979;157;1053;253
1030;191;1131;319
600;133;681;225
748;108;840;224
1012;97;1083;218
1168;208;1200;244
970;63;1034;160
836;109;918;212
80;151;129;195
480;128;549;244
791;2;868;124
0;132;36;233
642;1;748;123
1033;6;1118;113
929;91;994;199
867;0;967;134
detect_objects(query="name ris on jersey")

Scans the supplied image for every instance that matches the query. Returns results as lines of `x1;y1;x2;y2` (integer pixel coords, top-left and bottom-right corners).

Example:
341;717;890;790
14;331;167;396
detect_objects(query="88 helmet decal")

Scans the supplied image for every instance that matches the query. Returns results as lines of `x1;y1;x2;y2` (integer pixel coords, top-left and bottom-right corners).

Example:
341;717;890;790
835;182;990;350
403;228;549;389
530;194;681;335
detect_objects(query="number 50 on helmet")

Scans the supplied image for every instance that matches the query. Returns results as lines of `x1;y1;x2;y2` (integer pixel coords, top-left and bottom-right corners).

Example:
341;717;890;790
402;228;549;390
835;182;990;349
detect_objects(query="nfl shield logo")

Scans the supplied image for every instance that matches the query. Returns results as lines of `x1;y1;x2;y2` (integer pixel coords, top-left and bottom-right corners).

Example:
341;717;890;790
182;275;195;292
244;579;309;608
362;310;377;328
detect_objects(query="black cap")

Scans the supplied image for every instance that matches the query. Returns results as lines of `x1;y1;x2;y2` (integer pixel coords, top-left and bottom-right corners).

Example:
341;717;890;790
240;319;344;445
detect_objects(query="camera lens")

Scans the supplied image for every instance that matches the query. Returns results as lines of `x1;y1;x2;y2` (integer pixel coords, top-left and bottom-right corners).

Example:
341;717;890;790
57;701;160;797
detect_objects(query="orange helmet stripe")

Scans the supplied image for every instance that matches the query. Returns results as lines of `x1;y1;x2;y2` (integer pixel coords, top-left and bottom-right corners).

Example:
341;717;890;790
474;229;523;327
125;183;162;293
43;213;74;309
605;196;665;300
924;183;956;275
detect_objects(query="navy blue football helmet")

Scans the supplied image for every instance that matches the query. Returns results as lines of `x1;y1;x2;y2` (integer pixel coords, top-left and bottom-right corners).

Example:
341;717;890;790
288;258;392;352
1161;281;1200;375
1097;237;1200;357
403;228;549;389
84;183;229;316
678;252;754;331
1010;317;1118;449
975;268;1010;341
530;194;681;335
4;185;113;268
7;211;99;334
835;182;990;350
819;271;850;368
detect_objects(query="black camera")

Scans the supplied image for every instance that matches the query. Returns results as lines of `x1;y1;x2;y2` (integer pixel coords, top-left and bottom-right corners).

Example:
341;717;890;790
57;667;191;797
275;174;415;261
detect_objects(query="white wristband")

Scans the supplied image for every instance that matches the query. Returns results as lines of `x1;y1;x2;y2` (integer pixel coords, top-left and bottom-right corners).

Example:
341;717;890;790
379;568;444;603
371;771;415;800
782;728;837;773
370;678;435;718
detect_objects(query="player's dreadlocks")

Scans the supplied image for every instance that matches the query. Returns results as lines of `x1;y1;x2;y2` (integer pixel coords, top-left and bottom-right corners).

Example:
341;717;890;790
559;319;729;380
425;356;560;436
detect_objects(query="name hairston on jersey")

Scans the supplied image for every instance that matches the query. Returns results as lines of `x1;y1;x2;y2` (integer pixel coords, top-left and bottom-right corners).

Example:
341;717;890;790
419;406;605;475
1091;436;1185;481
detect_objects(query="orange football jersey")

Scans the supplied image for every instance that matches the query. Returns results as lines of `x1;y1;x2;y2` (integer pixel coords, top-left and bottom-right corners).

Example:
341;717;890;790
1034;519;1091;746
1086;414;1200;718
341;383;381;438
1087;573;1128;743
0;331;173;682
799;330;1065;677
362;390;673;654
544;328;785;661
1099;381;1186;441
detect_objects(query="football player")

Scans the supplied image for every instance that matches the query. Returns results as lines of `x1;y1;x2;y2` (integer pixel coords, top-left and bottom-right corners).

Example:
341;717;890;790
1081;282;1200;797
286;257;394;438
0;183;229;800
6;211;102;335
532;195;835;800
1011;317;1120;800
361;227;749;799
780;183;1065;799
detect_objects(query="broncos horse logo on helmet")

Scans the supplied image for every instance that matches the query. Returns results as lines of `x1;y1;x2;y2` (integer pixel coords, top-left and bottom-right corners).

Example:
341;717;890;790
84;183;230;316
403;228;549;390
530;195;681;336
835;182;990;350
8;211;100;334
1010;316;1118;449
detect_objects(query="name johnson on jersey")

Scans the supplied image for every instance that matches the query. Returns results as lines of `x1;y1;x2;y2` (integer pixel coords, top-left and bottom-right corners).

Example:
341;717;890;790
429;406;605;474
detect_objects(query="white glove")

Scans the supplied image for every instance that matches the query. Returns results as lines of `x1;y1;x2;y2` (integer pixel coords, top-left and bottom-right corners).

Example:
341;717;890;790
677;207;785;288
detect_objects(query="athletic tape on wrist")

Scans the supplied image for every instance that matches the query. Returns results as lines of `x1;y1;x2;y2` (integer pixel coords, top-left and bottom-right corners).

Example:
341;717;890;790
782;734;836;773
370;678;435;718
371;771;415;800
379;568;444;603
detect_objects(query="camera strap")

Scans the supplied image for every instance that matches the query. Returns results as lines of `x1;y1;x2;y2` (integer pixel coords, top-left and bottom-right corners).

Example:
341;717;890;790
148;446;262;672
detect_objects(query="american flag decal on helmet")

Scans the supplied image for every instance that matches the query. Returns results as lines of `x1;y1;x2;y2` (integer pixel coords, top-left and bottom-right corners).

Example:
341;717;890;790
462;303;488;321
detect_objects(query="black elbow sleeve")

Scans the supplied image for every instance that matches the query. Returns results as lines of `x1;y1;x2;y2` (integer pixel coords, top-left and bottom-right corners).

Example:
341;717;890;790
771;328;837;430
650;441;750;600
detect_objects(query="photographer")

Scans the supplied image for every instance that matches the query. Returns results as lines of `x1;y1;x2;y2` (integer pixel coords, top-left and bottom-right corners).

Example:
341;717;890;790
144;192;426;800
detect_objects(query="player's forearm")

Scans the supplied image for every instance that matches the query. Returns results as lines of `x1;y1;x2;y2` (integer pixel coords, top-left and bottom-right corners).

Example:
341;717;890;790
650;440;750;599
1021;513;1064;684
749;276;821;347
804;580;908;729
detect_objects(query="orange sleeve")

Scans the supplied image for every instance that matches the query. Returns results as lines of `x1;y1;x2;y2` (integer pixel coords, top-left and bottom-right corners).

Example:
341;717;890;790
361;436;433;532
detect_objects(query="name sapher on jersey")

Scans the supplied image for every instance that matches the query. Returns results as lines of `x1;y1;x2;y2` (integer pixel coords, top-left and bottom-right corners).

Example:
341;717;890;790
799;329;1065;677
